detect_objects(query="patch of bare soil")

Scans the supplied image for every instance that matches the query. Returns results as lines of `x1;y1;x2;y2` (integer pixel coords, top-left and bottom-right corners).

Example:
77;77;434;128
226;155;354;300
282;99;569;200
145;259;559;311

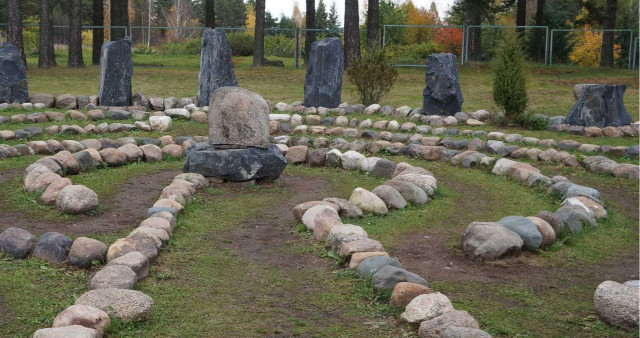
216;173;403;336
393;174;639;289
0;169;181;236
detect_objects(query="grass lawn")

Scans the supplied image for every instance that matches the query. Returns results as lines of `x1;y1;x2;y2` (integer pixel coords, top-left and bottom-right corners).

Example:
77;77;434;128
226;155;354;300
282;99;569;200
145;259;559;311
22;54;639;121
0;151;637;337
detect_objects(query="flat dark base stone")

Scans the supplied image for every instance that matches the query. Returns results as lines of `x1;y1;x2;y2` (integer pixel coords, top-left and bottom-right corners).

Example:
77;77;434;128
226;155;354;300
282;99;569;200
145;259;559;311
183;143;287;182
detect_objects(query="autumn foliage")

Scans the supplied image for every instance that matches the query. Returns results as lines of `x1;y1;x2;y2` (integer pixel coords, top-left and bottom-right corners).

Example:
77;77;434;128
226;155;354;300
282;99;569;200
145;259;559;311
569;26;621;66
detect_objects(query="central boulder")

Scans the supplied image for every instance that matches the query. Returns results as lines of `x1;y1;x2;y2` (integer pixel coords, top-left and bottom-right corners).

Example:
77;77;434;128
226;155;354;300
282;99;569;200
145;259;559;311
183;87;286;182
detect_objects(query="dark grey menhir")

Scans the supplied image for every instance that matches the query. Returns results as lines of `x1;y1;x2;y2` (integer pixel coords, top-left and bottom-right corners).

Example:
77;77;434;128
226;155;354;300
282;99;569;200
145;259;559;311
422;53;463;116
0;42;28;103
566;84;631;127
303;37;343;108
197;29;238;107
98;38;132;107
183;142;287;182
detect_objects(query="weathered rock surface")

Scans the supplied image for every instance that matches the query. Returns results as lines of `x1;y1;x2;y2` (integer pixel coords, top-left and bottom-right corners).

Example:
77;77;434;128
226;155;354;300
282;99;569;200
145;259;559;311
0;42;28;103
497;216;542;251
98;38;132;106
52;304;110;335
594;280;639;331
106;251;150;280
460;222;523;260
208;87;269;149
422;53;463;116
401;292;454;323
90;264;138;290
197;30;238;106
418;310;480;338
56;185;99;213
0;227;36;259
566;84;631;127
75;289;154;321
33;325;98;338
33;232;73;264
68;237;108;269
183;143;286;182
372;265;429;291
303;38;343;108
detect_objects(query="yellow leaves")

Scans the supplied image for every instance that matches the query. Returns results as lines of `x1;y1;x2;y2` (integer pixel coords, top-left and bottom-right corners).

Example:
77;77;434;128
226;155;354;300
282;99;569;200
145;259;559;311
569;26;622;66
246;3;255;36
403;0;438;44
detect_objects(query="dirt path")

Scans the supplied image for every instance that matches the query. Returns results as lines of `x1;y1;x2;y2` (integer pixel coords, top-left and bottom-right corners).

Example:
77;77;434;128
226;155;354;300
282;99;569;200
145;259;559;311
0;169;181;236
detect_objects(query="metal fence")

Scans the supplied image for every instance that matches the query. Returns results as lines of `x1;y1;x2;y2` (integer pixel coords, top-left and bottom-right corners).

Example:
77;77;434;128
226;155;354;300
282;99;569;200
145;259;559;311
1;23;637;70
382;25;465;67
549;29;634;69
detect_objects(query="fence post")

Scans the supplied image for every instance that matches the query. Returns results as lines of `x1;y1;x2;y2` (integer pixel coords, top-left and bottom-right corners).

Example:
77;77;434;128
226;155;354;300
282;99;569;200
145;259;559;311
544;27;549;66
294;28;299;69
628;32;633;70
549;30;554;66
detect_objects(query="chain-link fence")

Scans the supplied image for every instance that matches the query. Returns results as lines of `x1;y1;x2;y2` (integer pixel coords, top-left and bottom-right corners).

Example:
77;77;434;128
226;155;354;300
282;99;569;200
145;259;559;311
549;29;634;69
382;25;465;67
464;25;549;65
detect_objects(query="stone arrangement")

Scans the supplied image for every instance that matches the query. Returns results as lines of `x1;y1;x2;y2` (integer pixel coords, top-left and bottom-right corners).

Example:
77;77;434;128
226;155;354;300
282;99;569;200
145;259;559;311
183;87;287;182
0;42;28;104
0;171;209;336
197;29;238;107
289;155;490;336
422;53;463;116
567;84;632;127
303;38;344;108
21;135;187;213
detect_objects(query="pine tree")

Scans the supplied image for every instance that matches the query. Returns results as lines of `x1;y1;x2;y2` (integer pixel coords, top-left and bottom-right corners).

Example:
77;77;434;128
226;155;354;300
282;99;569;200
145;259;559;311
316;0;328;30
7;0;26;67
344;0;360;68
327;1;340;30
92;0;104;65
492;32;527;126
38;0;57;68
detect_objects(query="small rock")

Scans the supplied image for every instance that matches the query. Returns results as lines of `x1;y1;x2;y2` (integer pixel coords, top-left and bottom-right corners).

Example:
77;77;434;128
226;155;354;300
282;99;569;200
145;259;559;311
372;265;428;291
349;187;388;215
90;264;138;290
418;310;480;338
33;232;73;264
401;292;454;323
75;289;153;321
594;280;639;331
52;304;110;335
0;227;36;259
326;224;368;249
56;185;99;213
33;325;98;338
69;237;108;269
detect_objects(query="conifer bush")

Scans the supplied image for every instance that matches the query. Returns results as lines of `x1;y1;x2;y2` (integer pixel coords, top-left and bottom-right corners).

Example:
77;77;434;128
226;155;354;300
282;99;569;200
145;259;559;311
347;48;398;106
492;32;528;126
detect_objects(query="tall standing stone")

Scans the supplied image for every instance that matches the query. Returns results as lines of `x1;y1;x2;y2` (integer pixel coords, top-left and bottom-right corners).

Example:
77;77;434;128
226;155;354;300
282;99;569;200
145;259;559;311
566;84;631;127
98;38;132;107
422;53;463;116
0;42;28;104
303;38;343;108
197;29;238;107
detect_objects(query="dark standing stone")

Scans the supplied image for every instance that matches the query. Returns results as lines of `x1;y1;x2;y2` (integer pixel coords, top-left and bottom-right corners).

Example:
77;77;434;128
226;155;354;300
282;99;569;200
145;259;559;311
98;38;132;107
33;232;73;264
0;42;28;104
183;142;287;182
422;53;463;116
197;29;238;107
566;85;632;127
303;38;344;108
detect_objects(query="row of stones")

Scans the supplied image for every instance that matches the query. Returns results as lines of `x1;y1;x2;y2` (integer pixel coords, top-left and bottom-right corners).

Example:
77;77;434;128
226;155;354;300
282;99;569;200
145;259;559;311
0;173;209;337
278;139;635;333
0;106;208;127
275;140;607;258
272;101;639;138
266;113;640;158
459;157;605;260
0;120;156;142
0;92;200;112
269;131;639;180
290;159;490;337
21;139;186;213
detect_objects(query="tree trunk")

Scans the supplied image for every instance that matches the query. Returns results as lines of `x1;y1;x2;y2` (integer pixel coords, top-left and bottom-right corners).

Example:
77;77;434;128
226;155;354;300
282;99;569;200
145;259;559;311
344;0;360;68
466;8;482;61
366;0;379;49
38;0;57;68
516;0;526;35
252;0;265;67
305;0;316;65
600;0;617;67
110;0;129;40
68;0;85;68
205;0;215;28
7;0;26;67
93;0;104;64
534;0;545;62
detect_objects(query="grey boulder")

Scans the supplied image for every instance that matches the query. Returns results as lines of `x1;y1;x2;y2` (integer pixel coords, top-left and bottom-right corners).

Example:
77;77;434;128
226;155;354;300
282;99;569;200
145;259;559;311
460;222;523;260
303;38;343;108
0;42;28;103
372;265;428;291
98;38;132;107
566;84;631;127
594;280;639;331
422;53;463;116
0;227;36;259
497;216;542;251
197;29;238;106
356;255;402;279
33;232;73;264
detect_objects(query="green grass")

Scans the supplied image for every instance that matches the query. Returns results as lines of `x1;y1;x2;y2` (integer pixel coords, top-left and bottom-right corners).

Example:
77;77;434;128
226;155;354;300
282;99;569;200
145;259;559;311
0;160;636;337
22;56;639;121
0;158;182;222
